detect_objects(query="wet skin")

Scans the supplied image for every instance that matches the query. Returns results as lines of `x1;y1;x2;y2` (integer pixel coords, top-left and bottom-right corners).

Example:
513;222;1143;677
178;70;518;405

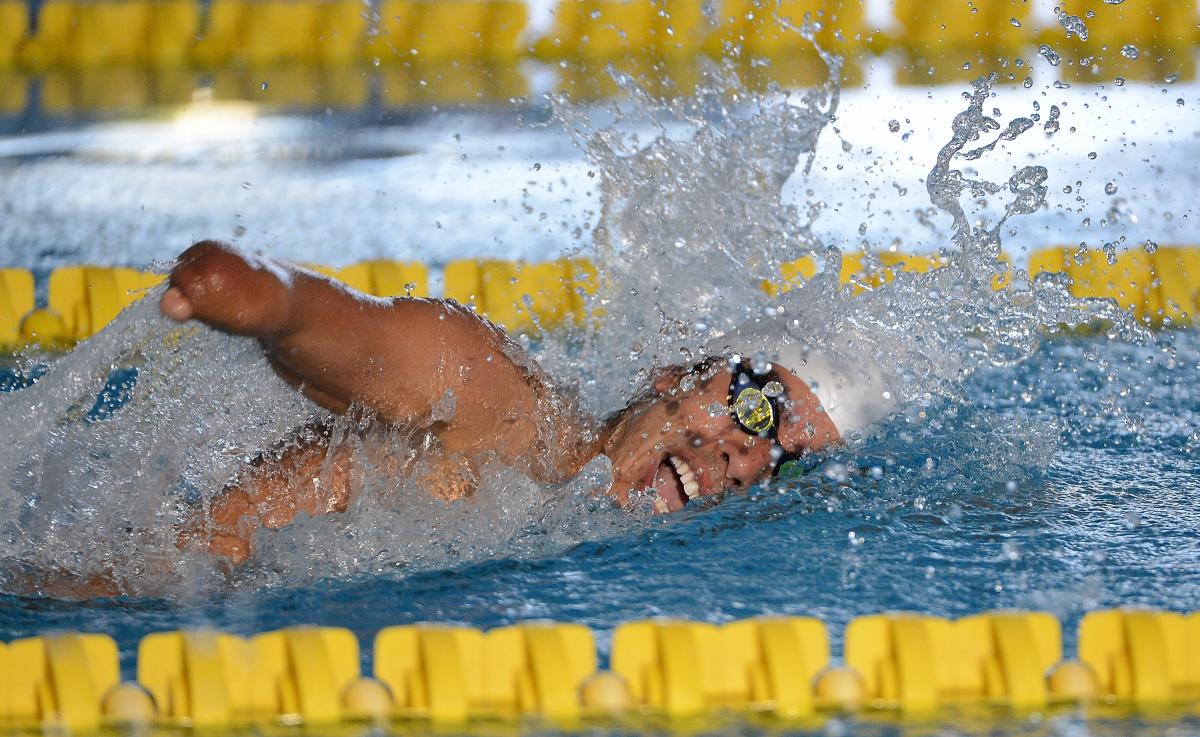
601;362;839;512
163;242;839;564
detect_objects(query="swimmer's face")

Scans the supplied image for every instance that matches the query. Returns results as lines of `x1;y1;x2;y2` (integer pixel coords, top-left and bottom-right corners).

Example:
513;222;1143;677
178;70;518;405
603;358;839;513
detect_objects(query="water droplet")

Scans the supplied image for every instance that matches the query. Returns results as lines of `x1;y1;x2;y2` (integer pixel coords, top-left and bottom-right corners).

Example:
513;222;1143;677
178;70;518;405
532;163;541;171
1103;0;1126;4
260;81;269;91
1187;429;1200;451
1043;104;1061;134
1105;182;1118;195
1009;17;1022;27
1114;77;1125;86
1120;44;1140;59
1178;98;1186;106
888;119;900;133
678;372;696;392
1038;44;1062;67
1125;510;1141;529
241;181;252;189
1058;12;1089;41
1165;73;1180;83
1023;77;1033;88
707;402;726;418
826;463;848;483
1143;240;1158;254
1088;151;1098;160
762;381;784;398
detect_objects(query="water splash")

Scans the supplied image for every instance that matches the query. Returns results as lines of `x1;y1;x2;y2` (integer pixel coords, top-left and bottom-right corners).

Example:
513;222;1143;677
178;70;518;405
0;297;630;597
551;54;841;413
1038;45;1063;68
1057;11;1090;42
926;76;1047;271
0;295;318;596
0;36;1157;599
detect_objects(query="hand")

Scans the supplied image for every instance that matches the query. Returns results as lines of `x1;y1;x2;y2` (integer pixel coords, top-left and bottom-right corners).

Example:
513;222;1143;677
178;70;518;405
176;437;353;566
161;240;292;338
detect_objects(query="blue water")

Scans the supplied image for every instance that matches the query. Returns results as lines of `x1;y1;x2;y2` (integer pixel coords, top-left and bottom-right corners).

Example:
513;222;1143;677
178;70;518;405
3;45;1200;734
2;329;1197;689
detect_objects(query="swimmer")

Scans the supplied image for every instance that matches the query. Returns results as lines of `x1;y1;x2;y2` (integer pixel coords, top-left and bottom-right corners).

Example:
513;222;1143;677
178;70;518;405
164;241;895;565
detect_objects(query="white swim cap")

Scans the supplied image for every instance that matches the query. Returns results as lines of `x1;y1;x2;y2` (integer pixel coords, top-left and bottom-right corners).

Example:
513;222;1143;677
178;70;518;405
707;314;897;439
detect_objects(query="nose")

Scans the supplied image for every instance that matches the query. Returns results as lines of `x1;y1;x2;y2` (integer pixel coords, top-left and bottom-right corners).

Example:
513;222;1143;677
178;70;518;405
717;431;776;488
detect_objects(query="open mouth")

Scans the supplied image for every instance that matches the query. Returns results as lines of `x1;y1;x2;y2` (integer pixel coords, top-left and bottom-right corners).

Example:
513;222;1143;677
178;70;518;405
651;455;701;514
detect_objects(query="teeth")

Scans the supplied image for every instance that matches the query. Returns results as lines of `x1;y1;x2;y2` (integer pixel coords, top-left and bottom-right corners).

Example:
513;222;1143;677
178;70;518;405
668;455;701;500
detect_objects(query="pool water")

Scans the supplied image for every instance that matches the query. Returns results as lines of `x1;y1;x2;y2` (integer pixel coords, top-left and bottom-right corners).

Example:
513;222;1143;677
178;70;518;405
3;329;1198;646
1;329;1198;737
1;39;1200;736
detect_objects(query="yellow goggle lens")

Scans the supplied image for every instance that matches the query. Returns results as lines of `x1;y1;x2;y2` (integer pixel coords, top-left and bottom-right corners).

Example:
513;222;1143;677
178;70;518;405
733;386;775;434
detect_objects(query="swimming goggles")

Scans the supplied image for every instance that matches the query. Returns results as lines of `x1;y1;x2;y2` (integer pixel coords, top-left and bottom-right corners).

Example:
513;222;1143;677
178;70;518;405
726;360;816;478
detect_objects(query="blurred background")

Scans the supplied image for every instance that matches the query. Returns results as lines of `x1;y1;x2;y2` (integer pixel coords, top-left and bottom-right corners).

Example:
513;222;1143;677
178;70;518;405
0;0;1197;346
0;0;1194;121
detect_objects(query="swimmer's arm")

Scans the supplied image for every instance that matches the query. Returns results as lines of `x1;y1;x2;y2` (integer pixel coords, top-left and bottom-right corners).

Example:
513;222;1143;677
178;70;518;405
161;241;593;478
179;437;353;565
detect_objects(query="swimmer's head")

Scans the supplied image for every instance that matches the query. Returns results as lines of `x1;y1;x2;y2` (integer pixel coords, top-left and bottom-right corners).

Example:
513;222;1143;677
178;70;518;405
602;313;897;514
602;353;839;515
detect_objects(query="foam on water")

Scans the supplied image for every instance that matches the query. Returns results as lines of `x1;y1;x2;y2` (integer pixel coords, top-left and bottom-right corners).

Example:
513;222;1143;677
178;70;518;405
0;298;632;596
0;33;1167;600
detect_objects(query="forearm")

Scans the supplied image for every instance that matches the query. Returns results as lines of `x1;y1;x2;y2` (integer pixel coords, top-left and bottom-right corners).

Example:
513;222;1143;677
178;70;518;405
181;439;353;565
265;291;531;425
162;240;579;474
164;242;441;418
